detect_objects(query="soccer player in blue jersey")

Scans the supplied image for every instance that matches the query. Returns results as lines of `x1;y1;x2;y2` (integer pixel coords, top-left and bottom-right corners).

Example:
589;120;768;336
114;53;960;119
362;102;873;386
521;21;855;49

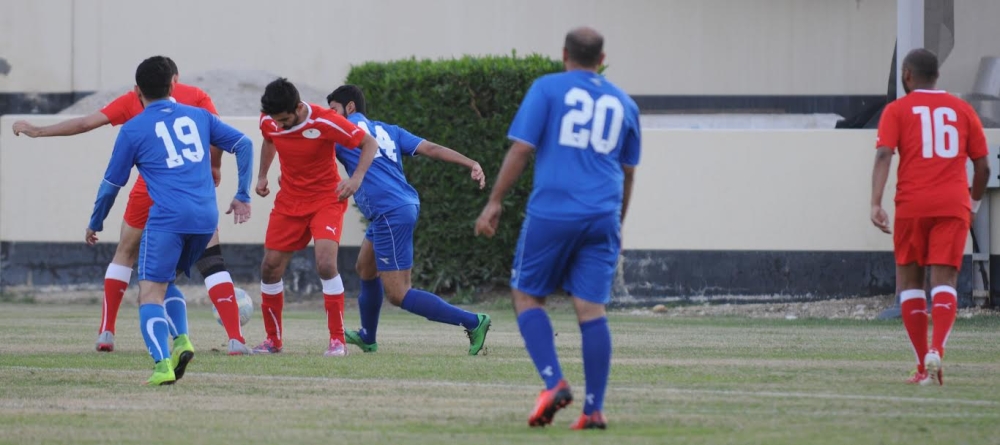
475;27;641;429
86;56;254;385
326;85;492;355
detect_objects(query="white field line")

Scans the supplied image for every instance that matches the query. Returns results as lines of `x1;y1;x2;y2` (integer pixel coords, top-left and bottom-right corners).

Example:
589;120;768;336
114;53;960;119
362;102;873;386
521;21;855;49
4;365;999;408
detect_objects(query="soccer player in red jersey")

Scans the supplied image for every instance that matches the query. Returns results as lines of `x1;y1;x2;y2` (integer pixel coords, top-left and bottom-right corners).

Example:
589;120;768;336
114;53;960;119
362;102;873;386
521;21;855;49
11;58;252;355
252;78;379;356
870;48;990;386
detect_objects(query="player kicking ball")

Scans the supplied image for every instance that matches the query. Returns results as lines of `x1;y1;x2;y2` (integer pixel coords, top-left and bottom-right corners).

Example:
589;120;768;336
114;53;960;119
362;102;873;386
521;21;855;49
253;78;380;356
870;48;990;386
86;56;254;385
476;27;641;429
326;85;492;355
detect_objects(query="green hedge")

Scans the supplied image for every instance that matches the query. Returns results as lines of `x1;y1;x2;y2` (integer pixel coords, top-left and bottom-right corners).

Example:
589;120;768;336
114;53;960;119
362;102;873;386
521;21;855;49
345;53;563;294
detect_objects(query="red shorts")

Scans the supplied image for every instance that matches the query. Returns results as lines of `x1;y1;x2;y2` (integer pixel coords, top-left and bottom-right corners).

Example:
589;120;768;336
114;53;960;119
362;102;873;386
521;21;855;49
893;216;969;268
123;176;152;229
265;198;348;251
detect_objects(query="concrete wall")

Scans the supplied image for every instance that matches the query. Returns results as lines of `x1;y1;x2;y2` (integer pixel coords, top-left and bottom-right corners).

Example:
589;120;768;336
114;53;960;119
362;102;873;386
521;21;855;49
0;0;900;97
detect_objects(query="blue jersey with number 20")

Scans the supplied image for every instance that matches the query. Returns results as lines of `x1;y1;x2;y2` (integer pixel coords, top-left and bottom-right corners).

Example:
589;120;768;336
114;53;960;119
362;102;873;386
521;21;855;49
508;70;641;220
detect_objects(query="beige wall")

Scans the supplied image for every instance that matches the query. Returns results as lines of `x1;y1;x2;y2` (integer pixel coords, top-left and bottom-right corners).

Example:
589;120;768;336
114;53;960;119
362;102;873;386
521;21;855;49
5;114;1000;254
0;115;367;247
937;0;1000;94
1;0;899;97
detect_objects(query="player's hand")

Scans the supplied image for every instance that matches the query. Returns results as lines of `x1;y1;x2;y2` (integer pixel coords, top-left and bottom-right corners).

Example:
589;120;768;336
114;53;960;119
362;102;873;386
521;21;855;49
85;228;99;246
337;177;361;200
12;120;40;138
475;202;502;237
256;177;270;197
227;199;251;224
871;205;891;234
212;167;222;187
470;162;486;189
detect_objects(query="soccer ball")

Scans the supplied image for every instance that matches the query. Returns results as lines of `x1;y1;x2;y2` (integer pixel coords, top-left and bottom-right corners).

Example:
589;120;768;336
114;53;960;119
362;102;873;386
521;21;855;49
212;287;254;326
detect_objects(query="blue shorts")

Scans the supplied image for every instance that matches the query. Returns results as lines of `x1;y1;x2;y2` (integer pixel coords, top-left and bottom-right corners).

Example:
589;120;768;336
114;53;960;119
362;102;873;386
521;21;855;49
137;230;214;282
365;204;418;272
511;213;621;304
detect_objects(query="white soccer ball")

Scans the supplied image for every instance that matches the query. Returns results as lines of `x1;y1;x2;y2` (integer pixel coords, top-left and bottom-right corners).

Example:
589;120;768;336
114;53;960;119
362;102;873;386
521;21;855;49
212;287;254;326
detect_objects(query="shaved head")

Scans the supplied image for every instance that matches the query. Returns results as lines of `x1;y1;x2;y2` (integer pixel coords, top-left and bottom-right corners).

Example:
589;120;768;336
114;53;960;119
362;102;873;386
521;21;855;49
902;48;939;83
564;27;604;68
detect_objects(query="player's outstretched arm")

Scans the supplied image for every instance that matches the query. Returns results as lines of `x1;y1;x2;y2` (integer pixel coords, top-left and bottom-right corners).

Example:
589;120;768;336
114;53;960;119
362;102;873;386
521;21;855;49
415;141;486;189
256;140;277;197
225;136;255;224
870;147;894;234
12;111;111;138
474;141;534;237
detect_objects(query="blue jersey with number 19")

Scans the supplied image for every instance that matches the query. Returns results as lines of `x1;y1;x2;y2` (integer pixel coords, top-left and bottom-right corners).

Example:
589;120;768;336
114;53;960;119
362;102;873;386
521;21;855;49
508;70;641;220
101;100;251;234
335;112;422;220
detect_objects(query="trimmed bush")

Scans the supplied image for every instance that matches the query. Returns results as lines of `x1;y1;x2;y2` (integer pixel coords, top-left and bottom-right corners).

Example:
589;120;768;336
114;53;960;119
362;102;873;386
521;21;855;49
345;53;563;294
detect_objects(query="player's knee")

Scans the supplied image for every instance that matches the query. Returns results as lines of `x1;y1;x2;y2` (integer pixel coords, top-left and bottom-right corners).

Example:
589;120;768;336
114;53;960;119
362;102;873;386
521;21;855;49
315;262;339;280
355;260;378;281
384;286;407;306
112;242;140;266
260;258;284;282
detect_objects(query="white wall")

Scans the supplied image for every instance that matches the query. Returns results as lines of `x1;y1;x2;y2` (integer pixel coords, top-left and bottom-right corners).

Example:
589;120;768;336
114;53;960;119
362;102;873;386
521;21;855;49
937;0;1000;95
0;0;900;96
5;114;1000;255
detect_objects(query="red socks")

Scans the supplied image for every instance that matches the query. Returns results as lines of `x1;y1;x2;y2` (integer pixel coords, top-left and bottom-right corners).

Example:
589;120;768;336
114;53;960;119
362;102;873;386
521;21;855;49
899;289;928;373
206;272;244;343
100;264;132;334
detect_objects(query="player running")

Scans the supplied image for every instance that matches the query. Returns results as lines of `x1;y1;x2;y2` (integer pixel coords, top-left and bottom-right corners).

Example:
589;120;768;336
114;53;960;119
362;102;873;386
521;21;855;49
253;78;380;356
475;27;641;429
870;48;990;386
326;85;492;355
86;56;254;385
11;58;252;355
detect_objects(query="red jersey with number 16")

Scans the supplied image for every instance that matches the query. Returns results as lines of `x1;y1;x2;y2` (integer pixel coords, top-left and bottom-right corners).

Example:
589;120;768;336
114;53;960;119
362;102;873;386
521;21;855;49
876;90;988;219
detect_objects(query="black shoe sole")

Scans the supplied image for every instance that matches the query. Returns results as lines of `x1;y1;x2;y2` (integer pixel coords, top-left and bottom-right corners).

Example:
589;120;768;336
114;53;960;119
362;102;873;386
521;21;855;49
529;389;573;427
173;351;194;380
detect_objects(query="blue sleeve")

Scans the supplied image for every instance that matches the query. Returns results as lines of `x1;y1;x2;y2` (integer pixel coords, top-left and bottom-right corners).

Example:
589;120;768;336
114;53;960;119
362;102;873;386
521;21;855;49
88;130;135;231
207;113;249;153
619;112;641;167
207;113;254;202
507;81;548;148
231;137;254;203
394;125;424;157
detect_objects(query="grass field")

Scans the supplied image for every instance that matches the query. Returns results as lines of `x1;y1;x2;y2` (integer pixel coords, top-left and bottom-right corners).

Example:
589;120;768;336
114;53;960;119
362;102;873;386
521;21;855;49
1;302;999;445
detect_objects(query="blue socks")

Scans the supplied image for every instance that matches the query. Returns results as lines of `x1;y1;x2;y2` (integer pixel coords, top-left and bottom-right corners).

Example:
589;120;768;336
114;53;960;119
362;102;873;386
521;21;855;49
163;283;188;339
400;288;480;330
357;278;384;344
517;308;563;390
139;303;170;363
580;317;611;415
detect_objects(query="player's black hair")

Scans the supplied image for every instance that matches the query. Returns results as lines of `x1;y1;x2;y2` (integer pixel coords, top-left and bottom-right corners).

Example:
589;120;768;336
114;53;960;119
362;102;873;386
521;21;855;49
261;77;301;115
134;56;174;100
564;27;604;67
326;85;367;115
903;48;939;83
164;57;179;76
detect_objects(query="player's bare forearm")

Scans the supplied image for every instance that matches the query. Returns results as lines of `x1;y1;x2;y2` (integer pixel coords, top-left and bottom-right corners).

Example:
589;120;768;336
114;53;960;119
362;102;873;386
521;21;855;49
416;141;476;169
870;147;893;206
971;157;991;201
258;140;276;179
351;134;380;181
487;142;533;204
27;112;110;137
622;166;636;223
